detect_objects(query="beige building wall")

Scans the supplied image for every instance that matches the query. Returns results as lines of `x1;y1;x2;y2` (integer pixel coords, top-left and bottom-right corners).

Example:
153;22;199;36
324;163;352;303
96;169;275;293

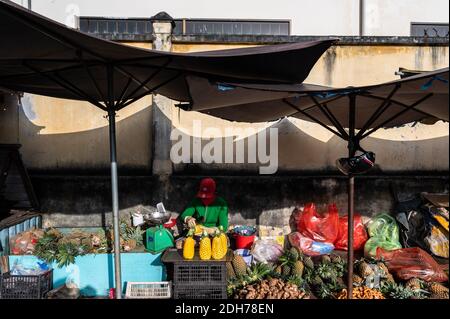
0;43;448;172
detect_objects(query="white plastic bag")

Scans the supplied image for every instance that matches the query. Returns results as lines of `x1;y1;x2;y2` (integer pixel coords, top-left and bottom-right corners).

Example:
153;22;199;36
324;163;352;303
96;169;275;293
251;239;284;264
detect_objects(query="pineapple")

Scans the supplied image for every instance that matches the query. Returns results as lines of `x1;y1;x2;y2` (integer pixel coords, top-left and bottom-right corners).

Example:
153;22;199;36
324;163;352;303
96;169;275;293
289;247;300;261
321;255;331;264
385;273;396;284
405;278;422;291
316;263;337;281
287;275;304;288
274;265;282;275
381;282;414;299
246;263;271;283
212;230;225;260
182;229;195;259
226;262;236;279
218;226;228;254
282;265;292;277
194;225;203;236
352;274;364;286
430;291;449;299
303;256;314;270
292;260;304;277
199;231;211;260
429;282;449;295
232;254;248;277
310;275;323;287
331;254;342;264
279;250;295;265
357;260;374;278
377;262;390;277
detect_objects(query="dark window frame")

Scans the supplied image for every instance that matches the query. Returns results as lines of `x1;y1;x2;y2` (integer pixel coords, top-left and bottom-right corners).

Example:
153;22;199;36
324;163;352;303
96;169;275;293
78;16;291;36
410;22;449;37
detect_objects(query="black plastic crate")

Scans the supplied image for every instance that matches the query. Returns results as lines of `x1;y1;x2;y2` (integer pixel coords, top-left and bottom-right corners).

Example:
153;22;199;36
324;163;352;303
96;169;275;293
0;269;53;299
173;284;226;299
173;262;226;286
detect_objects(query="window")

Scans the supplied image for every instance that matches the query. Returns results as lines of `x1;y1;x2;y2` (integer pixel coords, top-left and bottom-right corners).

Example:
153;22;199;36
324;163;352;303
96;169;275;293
79;17;154;35
410;22;449;37
79;17;290;36
178;19;290;36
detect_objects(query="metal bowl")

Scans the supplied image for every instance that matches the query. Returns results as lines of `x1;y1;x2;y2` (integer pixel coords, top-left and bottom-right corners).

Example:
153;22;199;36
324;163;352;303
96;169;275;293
145;210;171;225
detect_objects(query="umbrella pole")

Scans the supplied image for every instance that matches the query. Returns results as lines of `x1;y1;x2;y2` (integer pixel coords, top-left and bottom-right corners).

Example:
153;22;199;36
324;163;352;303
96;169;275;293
107;64;122;299
347;94;356;299
108;109;122;299
347;175;355;299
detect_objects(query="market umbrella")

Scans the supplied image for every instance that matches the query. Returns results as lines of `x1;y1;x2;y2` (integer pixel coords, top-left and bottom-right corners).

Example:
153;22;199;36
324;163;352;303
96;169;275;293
0;0;333;298
176;68;449;298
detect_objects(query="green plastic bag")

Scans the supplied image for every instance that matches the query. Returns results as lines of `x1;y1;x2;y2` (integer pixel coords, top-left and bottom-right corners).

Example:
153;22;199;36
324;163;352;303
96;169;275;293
364;213;402;257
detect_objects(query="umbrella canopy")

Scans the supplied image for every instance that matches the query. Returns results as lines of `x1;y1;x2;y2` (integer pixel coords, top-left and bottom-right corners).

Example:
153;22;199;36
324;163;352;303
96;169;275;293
183;68;449;134
0;0;334;110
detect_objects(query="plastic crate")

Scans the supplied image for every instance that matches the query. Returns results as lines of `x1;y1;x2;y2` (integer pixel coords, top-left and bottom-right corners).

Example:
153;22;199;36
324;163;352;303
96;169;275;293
125;281;171;299
173;262;226;286
173;284;226;299
0;269;53;299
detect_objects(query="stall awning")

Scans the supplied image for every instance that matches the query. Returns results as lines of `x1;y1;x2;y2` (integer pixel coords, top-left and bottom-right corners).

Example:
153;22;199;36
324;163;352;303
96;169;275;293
0;0;334;110
184;67;449;130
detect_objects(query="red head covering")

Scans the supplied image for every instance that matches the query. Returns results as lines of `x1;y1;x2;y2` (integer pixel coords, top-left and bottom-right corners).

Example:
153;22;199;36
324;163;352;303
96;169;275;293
197;178;217;206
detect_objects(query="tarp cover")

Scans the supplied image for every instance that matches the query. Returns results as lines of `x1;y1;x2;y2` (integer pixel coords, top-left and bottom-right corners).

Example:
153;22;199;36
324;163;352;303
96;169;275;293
0;0;333;109
185;67;449;129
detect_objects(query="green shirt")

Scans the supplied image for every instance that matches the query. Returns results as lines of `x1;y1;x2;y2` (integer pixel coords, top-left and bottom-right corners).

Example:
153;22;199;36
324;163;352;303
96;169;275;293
179;197;228;230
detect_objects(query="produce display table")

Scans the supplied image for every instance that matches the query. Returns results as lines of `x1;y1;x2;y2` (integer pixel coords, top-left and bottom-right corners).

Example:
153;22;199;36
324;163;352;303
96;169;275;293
9;252;166;297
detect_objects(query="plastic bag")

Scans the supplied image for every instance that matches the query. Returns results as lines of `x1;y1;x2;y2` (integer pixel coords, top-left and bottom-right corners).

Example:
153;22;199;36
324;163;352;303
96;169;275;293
364;213;402;257
10;229;44;255
367;213;400;240
364;237;402;258
10;258;49;276
297;203;339;243
425;222;449;258
396;210;430;252
376;247;448;282
288;232;334;256
335;214;368;250
251;239;284;264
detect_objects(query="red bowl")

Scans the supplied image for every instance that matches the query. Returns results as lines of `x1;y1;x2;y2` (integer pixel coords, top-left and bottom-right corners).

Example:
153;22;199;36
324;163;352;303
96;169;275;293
163;218;177;229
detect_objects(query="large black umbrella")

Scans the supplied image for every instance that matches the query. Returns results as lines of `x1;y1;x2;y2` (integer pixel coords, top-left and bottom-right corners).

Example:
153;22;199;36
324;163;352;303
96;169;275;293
175;68;449;298
0;0;333;298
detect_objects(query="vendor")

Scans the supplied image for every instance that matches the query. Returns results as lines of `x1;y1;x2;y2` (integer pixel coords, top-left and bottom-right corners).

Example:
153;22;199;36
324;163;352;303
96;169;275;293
179;178;229;233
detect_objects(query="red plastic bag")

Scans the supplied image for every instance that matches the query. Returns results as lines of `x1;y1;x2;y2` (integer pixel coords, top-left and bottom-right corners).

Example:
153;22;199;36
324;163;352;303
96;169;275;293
297;203;339;243
376;247;448;282
335;214;368;250
288;232;334;256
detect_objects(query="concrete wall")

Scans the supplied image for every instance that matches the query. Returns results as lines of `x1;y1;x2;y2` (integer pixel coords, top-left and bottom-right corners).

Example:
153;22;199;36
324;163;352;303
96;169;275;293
12;0;449;36
34;175;449;228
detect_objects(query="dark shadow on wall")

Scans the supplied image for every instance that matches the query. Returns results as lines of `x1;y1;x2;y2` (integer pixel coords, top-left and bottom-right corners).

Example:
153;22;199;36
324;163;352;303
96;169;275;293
14;99;152;175
3;100;448;226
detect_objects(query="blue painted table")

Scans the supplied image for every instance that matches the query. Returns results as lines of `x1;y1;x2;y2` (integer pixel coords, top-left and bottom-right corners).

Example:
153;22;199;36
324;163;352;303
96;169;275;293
9;252;166;297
